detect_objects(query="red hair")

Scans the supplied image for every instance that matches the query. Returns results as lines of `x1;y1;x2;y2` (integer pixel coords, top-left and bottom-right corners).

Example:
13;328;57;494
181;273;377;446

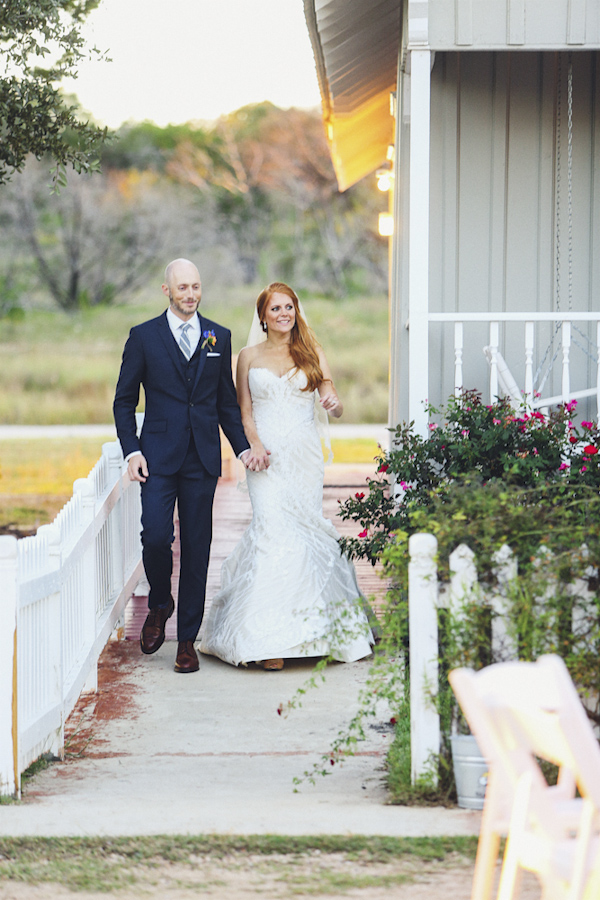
256;282;324;392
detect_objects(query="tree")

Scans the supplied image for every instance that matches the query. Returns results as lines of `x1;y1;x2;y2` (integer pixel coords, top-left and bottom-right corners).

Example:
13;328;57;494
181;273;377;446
1;159;195;309
0;0;107;186
165;103;388;293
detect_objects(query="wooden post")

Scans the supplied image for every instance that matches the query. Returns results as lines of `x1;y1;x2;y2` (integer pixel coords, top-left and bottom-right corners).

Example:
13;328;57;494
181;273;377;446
105;442;125;604
408;48;431;438
489;322;500;402
524;322;534;402
409;532;440;784
491;544;518;660
454;322;464;396
74;478;98;693
37;524;63;760
448;544;478;618
561;320;571;402
0;536;18;797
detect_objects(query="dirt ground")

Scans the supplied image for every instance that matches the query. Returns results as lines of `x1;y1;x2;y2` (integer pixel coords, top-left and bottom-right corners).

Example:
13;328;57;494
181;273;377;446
0;854;542;899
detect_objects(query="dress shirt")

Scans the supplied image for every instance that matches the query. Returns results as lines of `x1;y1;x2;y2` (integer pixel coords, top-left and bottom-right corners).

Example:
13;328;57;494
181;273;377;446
167;307;201;356
125;310;249;465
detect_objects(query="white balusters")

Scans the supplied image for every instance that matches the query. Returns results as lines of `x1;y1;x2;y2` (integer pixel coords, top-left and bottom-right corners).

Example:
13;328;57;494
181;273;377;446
454;322;464;396
524;321;534;402
74;478;97;693
489;322;499;402
448;544;478;618
0;439;145;796
561;320;571;401
407;534;600;787
491;544;518;660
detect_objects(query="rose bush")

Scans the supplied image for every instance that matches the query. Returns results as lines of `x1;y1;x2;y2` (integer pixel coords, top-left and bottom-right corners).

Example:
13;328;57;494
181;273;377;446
339;389;600;564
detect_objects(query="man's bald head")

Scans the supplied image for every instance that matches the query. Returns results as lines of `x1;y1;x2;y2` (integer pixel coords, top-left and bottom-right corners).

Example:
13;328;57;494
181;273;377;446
164;258;200;289
162;259;202;321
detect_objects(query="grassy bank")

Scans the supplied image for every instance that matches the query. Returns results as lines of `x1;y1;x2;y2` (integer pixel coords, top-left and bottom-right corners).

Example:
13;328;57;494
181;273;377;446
0;835;478;895
0;289;389;425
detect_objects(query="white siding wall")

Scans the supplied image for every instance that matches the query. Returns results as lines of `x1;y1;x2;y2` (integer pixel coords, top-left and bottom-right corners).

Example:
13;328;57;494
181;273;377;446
428;0;600;50
391;50;600;424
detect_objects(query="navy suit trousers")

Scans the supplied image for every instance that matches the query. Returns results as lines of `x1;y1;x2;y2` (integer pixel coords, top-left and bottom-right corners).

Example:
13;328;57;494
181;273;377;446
140;435;218;642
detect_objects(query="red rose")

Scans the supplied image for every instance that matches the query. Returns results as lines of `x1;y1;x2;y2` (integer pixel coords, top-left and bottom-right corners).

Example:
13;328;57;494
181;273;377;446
378;463;389;473
569;435;578;443
355;492;365;500
584;445;598;456
358;530;368;538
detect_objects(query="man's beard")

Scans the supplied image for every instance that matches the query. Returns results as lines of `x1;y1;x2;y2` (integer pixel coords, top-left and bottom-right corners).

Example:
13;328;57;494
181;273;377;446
170;290;199;314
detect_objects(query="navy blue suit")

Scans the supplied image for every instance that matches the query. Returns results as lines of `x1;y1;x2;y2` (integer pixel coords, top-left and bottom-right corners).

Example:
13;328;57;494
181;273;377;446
113;310;249;640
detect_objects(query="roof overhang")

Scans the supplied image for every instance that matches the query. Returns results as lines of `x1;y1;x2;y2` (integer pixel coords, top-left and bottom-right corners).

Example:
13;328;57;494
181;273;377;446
303;0;401;191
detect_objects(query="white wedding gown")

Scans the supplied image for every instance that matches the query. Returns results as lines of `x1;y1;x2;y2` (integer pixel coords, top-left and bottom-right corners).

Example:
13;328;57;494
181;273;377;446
199;366;374;666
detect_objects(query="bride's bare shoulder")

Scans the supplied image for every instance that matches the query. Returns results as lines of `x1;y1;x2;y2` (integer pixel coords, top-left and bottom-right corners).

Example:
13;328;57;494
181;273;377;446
239;345;259;363
239;345;266;367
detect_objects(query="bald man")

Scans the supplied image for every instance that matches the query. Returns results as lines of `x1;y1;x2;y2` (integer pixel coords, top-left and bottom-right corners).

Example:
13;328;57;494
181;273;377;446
114;259;266;672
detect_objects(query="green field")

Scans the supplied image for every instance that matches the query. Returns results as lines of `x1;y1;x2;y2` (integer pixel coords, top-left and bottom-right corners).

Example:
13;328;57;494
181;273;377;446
0;290;387;530
0;288;389;425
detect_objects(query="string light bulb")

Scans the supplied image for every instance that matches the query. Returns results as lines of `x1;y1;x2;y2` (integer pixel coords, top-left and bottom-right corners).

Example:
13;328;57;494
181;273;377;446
378;213;394;236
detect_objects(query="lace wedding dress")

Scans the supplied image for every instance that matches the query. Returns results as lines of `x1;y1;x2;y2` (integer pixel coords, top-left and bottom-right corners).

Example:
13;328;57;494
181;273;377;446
199;366;374;666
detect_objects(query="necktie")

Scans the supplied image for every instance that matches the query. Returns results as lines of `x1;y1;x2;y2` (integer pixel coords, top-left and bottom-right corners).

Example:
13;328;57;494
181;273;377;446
179;322;192;360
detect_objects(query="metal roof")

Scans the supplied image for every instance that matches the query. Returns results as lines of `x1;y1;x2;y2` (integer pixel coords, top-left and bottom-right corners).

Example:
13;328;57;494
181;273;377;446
303;0;401;191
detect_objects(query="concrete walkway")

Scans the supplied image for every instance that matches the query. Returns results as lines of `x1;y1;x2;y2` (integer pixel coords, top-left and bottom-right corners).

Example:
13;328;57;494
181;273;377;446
1;461;482;839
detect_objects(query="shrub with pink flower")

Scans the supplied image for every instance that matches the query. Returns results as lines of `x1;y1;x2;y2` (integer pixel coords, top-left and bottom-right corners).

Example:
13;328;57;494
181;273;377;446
339;388;600;565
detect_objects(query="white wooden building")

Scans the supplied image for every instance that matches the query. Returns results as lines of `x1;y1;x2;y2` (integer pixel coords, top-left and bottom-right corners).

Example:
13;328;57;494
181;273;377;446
304;0;600;434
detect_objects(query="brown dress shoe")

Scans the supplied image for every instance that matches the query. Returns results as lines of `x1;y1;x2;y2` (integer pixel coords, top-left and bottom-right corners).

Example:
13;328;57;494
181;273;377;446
174;640;200;673
140;597;175;654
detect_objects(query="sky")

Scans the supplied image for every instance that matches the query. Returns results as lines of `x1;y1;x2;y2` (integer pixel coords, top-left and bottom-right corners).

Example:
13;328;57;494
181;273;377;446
61;0;323;128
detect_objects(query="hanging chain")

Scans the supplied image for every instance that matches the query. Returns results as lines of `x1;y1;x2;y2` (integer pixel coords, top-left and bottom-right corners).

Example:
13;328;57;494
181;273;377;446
566;54;598;361
534;53;563;391
534;53;596;392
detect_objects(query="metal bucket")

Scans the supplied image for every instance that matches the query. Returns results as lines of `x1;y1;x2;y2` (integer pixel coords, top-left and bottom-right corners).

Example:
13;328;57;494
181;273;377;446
451;734;488;810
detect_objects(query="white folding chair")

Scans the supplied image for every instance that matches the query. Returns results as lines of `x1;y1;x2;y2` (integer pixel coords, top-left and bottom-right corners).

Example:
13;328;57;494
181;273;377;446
449;655;600;900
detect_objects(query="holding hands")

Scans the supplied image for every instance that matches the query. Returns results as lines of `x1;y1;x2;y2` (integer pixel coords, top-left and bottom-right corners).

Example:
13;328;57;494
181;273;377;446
241;444;271;472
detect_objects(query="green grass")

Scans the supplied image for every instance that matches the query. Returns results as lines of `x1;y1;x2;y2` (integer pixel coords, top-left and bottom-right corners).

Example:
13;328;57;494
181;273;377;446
0;835;478;893
0;289;389;425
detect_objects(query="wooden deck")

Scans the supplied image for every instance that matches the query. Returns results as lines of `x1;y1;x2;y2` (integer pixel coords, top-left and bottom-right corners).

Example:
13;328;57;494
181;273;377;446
124;463;387;642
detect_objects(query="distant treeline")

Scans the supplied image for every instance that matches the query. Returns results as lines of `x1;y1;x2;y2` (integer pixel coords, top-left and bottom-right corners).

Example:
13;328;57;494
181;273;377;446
0;102;388;314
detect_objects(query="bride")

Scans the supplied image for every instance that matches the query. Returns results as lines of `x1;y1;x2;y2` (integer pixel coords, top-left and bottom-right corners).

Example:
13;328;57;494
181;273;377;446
199;282;374;670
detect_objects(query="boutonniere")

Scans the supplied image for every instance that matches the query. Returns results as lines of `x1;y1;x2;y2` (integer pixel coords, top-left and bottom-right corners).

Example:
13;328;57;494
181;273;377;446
201;329;217;350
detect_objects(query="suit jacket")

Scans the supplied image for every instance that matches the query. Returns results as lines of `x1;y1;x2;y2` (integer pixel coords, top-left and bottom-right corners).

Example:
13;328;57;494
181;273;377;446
113;310;249;477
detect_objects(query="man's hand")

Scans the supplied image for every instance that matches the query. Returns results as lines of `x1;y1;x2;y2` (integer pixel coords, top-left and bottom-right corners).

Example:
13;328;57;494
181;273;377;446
241;445;271;472
127;452;149;483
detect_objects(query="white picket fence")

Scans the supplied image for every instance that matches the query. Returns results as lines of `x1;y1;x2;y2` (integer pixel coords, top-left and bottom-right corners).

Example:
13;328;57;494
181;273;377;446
0;441;144;798
408;531;593;784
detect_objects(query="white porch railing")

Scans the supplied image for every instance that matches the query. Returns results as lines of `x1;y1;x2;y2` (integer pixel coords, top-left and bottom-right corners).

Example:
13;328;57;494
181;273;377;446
414;312;600;432
0;441;144;798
